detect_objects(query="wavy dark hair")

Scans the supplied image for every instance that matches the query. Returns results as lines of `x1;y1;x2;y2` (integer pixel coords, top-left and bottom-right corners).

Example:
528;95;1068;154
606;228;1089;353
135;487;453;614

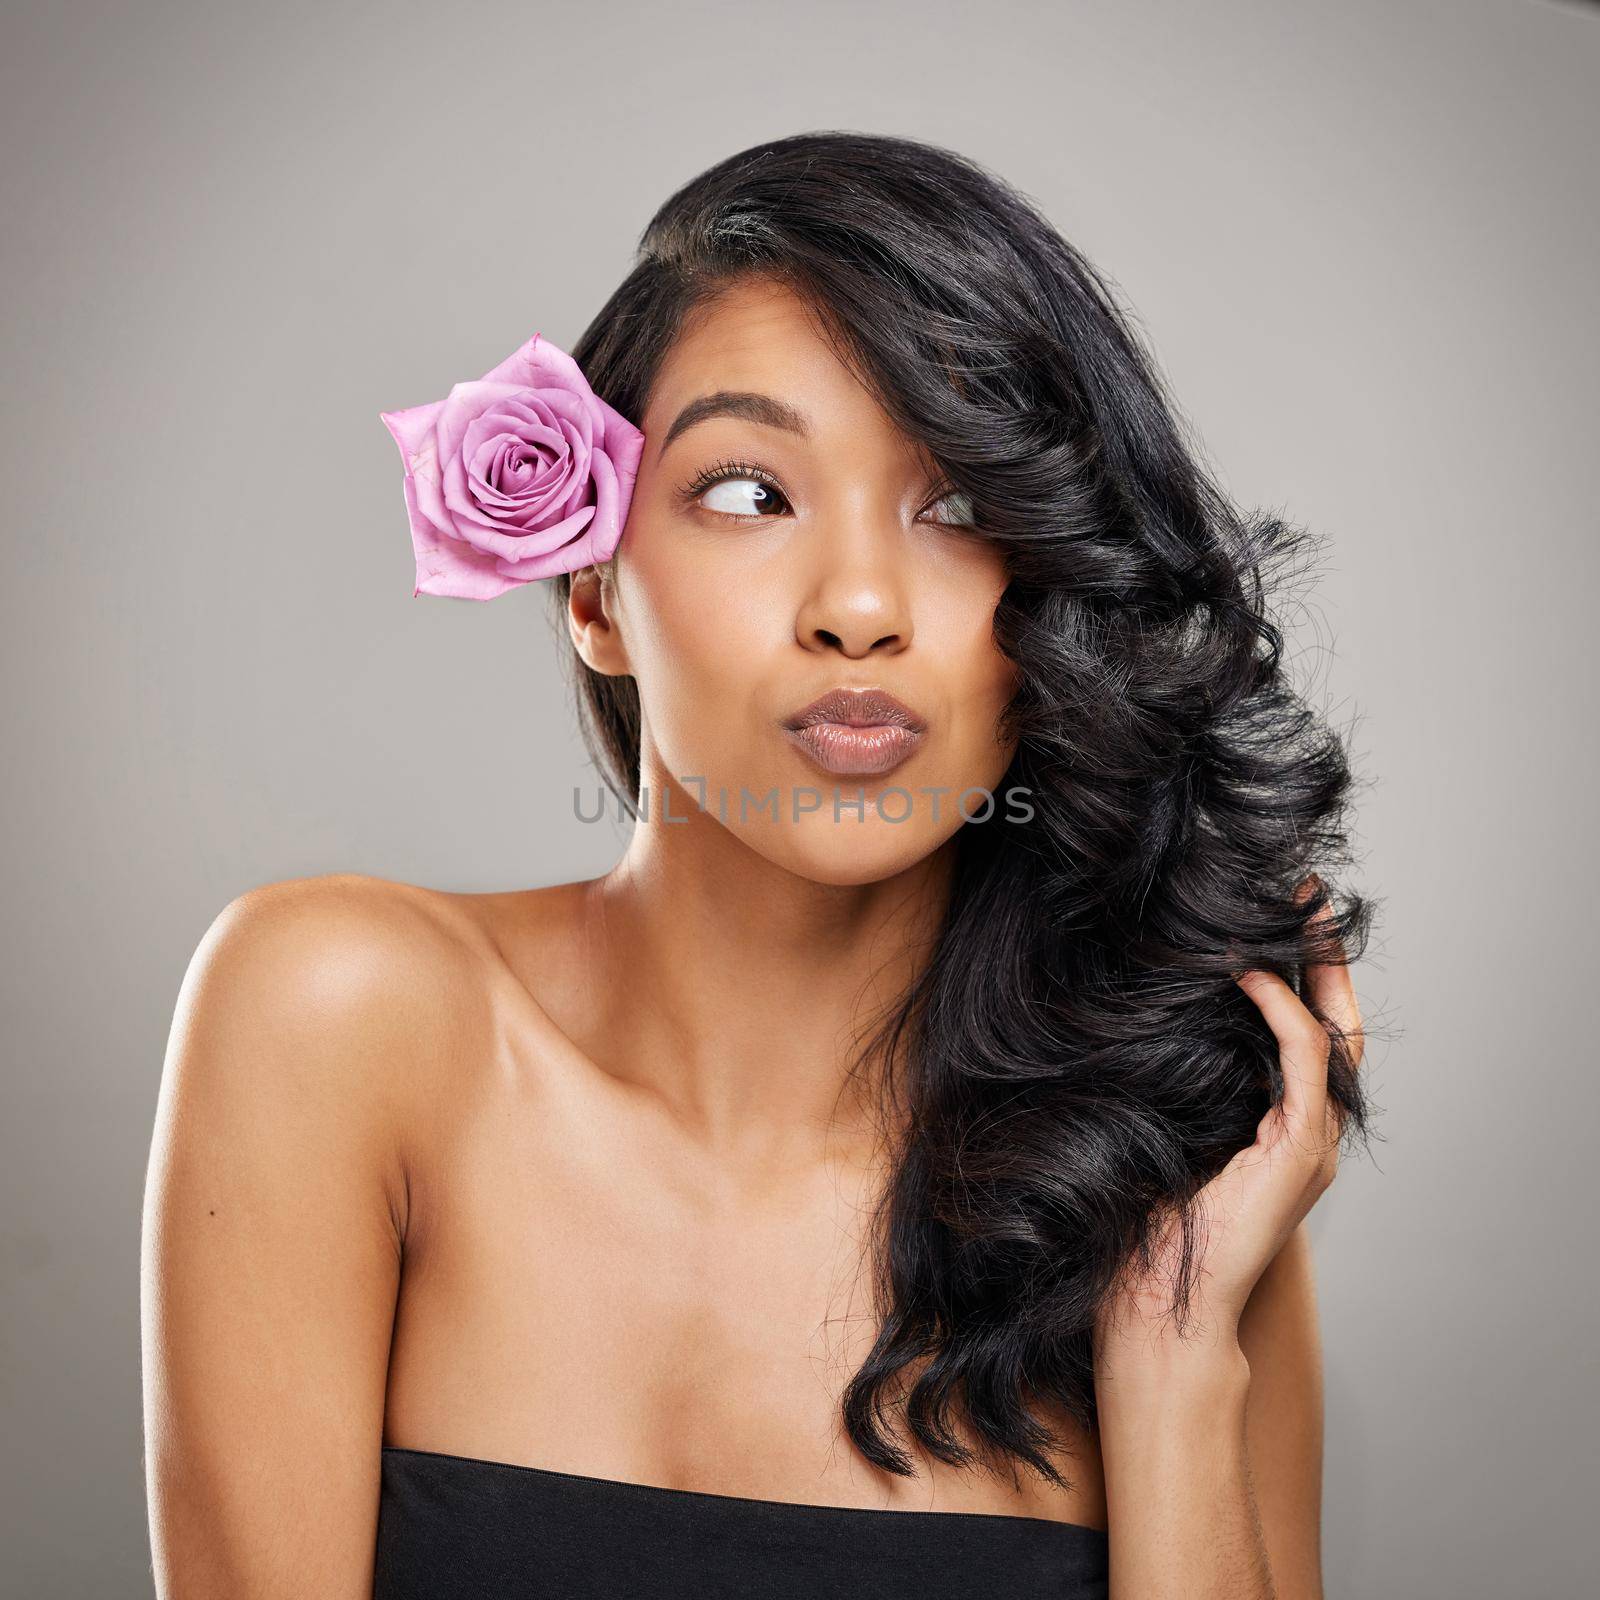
551;130;1374;1492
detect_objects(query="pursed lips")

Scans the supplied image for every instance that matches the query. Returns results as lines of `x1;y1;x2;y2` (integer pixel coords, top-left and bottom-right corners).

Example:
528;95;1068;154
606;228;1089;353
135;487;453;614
781;686;928;778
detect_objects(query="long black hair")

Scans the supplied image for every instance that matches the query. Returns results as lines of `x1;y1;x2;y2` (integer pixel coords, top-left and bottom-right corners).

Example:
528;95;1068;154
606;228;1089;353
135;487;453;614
553;130;1373;1491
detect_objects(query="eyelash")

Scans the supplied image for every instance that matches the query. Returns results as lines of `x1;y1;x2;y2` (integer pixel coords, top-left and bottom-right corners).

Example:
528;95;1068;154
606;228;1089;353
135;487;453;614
675;457;970;525
675;457;787;511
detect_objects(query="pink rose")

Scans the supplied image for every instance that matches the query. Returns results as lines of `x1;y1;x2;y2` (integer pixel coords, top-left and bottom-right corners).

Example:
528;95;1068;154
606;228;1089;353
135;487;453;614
379;332;645;600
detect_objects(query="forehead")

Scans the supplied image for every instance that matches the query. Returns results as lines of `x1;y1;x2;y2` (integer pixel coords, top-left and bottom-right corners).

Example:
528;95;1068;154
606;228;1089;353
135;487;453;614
643;276;920;456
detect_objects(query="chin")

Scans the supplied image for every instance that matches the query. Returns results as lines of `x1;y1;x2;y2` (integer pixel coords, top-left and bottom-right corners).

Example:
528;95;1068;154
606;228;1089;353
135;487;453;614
740;813;958;888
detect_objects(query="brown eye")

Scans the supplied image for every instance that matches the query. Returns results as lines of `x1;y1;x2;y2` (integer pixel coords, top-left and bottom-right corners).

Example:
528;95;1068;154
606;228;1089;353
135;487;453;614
696;473;792;517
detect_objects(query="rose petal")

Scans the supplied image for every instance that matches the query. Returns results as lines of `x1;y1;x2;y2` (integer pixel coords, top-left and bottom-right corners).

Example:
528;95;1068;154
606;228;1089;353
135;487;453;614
443;405;586;536
466;428;565;512
379;400;445;468
478;332;591;400
595;392;646;511
450;415;593;536
446;500;599;566
463;405;567;469
477;437;544;506
491;504;614;582
406;427;454;541
585;446;625;564
432;381;539;487
401;471;527;600
462;412;572;506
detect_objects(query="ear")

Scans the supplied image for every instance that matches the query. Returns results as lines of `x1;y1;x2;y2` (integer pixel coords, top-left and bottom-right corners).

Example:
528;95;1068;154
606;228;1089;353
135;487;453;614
567;561;630;677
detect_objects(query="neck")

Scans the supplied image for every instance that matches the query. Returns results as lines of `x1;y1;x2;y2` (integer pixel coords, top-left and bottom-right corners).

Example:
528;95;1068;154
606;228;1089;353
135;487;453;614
579;767;954;1160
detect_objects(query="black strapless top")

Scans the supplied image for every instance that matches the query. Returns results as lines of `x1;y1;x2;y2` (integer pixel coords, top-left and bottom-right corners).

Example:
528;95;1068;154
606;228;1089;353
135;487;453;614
373;1446;1109;1598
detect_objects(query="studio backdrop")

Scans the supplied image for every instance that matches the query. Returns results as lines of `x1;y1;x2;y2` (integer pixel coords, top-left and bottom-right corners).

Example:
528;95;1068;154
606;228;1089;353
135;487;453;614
2;2;1596;1596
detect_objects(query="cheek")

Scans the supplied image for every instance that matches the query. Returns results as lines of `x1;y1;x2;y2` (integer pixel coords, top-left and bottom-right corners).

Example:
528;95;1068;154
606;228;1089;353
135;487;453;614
941;653;1020;797
615;535;778;779
924;564;1020;773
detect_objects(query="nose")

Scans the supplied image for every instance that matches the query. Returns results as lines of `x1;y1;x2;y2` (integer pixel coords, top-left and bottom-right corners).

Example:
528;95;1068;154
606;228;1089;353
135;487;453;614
793;521;914;660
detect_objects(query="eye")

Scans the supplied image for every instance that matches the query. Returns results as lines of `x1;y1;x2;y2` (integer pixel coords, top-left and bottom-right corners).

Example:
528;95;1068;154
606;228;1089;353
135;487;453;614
920;487;976;527
678;458;793;519
701;476;789;517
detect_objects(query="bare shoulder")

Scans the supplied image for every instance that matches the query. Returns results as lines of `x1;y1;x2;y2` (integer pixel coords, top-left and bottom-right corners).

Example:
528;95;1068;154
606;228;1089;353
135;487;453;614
187;870;488;1013
168;870;596;1085
160;874;507;1168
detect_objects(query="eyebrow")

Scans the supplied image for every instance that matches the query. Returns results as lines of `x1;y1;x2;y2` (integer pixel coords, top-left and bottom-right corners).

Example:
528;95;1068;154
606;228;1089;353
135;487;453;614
657;391;811;460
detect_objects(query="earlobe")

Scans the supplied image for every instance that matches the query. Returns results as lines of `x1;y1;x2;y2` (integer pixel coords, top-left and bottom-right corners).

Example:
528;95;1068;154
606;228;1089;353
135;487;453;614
567;563;630;677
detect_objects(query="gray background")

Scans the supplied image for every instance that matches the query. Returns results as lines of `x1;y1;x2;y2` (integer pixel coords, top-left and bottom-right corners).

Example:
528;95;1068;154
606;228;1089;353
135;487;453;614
3;0;1595;1594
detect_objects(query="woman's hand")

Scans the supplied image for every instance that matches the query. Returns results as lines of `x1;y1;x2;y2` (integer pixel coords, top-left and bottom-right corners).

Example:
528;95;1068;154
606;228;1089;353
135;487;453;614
1095;905;1364;1368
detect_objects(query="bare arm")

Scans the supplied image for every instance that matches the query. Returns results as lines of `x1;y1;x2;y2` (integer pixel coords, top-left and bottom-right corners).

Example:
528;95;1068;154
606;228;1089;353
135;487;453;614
1096;1224;1325;1600
140;877;443;1598
1238;1224;1325;1596
1096;1313;1266;1596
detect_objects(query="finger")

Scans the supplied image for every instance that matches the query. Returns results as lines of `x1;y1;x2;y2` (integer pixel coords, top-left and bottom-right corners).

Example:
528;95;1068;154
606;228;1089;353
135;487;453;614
1293;873;1324;908
1236;968;1331;1139
1303;896;1365;1072
1323;1096;1345;1159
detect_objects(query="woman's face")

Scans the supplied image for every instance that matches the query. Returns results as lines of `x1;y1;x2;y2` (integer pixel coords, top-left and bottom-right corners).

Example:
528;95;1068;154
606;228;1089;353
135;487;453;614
572;275;1021;886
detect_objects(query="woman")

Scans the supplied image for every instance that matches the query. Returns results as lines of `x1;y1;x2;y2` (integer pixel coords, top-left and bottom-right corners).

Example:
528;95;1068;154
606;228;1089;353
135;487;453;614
142;131;1369;1599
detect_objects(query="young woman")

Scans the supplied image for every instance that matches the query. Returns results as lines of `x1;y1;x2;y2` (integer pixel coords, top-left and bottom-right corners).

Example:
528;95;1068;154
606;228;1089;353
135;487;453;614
142;131;1369;1599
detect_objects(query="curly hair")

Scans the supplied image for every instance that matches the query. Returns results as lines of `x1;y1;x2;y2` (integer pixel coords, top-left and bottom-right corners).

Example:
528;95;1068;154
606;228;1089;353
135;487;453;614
551;129;1374;1492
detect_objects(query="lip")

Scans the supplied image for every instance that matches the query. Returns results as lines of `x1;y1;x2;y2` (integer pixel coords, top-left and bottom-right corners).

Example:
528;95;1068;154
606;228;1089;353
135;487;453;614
781;686;928;778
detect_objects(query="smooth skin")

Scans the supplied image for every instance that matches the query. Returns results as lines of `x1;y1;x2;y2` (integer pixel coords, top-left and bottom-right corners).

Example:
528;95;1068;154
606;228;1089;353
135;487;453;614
142;277;1359;1598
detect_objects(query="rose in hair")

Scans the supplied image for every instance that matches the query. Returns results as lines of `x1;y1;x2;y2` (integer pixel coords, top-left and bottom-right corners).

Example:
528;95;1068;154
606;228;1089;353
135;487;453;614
380;332;644;599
